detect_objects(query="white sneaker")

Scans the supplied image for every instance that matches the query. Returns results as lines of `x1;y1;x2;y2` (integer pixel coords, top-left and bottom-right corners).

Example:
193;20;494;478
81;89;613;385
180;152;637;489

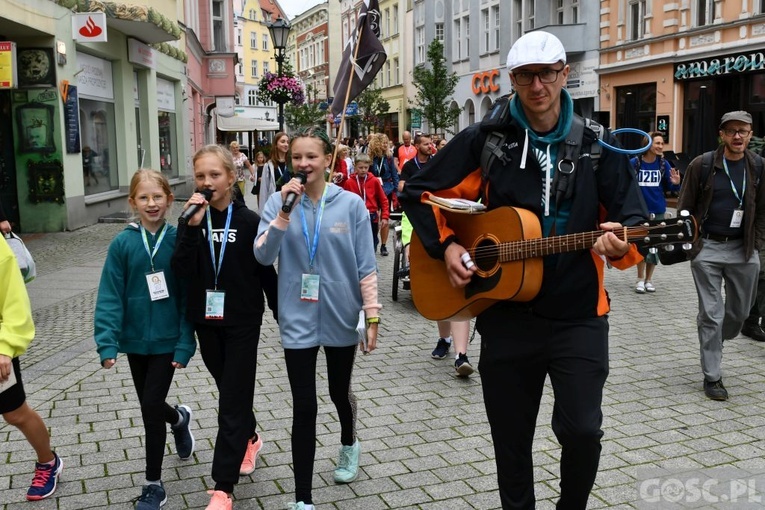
635;281;646;294
644;281;656;292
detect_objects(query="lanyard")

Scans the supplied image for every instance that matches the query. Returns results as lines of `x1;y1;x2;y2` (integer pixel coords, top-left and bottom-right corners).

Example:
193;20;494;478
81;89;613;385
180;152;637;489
300;185;328;270
140;223;167;272
413;155;430;171
355;174;367;203
376;158;384;177
722;158;746;207
206;203;233;290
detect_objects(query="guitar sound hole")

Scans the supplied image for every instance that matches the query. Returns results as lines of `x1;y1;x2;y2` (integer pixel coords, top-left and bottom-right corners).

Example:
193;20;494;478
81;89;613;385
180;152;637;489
475;239;498;271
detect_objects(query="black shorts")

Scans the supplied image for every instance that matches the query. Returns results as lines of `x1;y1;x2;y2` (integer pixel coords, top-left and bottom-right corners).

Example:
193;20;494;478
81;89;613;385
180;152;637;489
0;357;26;414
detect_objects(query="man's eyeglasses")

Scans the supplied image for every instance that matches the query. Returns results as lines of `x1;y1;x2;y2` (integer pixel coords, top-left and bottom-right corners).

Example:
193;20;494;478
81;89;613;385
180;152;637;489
721;128;752;138
512;67;565;86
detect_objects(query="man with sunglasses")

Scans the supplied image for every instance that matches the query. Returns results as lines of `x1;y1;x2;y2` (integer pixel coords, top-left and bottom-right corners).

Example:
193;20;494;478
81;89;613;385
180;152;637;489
677;111;765;401
401;31;646;509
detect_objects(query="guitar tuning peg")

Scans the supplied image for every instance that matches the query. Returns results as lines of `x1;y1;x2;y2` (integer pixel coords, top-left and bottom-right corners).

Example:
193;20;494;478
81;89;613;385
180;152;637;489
649;213;656;220
665;211;674;219
679;210;691;217
649;247;658;254
681;243;693;251
663;244;676;252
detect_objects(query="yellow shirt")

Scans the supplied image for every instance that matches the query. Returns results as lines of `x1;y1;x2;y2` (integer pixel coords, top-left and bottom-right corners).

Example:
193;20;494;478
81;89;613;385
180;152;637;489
0;237;35;358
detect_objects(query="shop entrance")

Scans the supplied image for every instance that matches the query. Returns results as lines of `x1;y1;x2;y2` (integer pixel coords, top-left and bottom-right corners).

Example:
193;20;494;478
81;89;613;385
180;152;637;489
0;90;19;230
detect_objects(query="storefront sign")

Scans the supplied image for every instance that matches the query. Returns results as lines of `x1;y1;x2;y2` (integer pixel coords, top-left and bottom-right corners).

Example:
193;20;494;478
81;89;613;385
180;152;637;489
471;70;500;95
0;41;17;89
73;13;108;43
128;38;155;69
62;85;81;153
77;52;113;100
566;58;599;99
657;115;670;144
411;109;422;130
156;78;175;112
674;51;765;81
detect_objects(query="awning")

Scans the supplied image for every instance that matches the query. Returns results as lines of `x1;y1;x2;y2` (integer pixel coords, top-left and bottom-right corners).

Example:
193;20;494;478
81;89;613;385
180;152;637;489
216;113;279;132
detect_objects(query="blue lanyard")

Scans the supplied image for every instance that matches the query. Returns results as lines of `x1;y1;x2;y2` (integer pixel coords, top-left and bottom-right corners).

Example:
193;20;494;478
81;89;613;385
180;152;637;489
140;223;167;272
300;186;328;271
722;158;746;208
413;155;430;171
205;203;233;290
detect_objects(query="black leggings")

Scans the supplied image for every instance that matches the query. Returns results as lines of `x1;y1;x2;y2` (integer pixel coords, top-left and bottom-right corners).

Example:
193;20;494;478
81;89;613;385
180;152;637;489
127;353;178;482
285;345;357;505
196;323;261;494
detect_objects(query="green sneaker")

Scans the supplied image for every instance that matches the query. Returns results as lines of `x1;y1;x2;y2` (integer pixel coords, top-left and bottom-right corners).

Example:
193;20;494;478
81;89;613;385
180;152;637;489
333;440;360;483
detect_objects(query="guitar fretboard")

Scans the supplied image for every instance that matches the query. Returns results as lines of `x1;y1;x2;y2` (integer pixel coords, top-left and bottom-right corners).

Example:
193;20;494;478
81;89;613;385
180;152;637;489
498;231;608;262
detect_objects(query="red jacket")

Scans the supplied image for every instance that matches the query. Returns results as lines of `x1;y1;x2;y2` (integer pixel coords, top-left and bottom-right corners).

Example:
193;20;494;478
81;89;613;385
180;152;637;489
341;174;389;220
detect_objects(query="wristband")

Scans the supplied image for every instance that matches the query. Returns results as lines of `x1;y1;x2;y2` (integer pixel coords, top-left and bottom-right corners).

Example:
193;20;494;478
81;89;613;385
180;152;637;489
366;317;380;324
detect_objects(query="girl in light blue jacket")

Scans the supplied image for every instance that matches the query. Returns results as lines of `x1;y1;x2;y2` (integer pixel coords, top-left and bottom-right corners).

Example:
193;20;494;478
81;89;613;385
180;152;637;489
255;128;381;510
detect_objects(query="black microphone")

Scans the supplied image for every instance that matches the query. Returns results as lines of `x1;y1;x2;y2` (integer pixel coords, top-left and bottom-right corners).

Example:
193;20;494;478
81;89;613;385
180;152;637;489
282;172;307;213
178;188;213;225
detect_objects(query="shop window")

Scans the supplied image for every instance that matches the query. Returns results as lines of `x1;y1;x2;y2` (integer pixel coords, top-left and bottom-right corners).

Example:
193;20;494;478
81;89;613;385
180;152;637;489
750;74;765;104
616;83;656;150
79;99;118;194
158;112;178;179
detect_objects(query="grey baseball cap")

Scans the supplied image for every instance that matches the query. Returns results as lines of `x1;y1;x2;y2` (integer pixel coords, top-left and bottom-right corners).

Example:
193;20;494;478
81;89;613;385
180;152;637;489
719;111;752;128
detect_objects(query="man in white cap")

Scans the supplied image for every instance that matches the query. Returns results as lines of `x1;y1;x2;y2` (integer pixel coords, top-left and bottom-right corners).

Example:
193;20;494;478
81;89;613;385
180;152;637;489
677;110;765;401
401;31;647;509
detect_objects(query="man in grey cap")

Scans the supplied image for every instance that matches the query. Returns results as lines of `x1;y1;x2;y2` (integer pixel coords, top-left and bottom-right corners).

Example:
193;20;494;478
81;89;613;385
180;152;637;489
401;31;647;509
677;110;765;401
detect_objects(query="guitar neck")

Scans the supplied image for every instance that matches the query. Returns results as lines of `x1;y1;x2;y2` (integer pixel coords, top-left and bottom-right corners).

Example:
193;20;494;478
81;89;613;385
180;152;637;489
499;231;607;262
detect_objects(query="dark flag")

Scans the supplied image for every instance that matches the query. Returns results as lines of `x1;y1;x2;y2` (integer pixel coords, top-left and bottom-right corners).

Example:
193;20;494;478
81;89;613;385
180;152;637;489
330;0;386;115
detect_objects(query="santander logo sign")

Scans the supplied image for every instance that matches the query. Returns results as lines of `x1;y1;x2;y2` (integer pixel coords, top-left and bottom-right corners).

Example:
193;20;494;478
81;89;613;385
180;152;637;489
79;17;103;38
72;12;108;42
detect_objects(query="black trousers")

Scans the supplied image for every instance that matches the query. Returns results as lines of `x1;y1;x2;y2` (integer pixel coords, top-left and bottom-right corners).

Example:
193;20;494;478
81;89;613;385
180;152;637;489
196;323;261;493
285;345;357;505
127;353;178;482
477;310;609;510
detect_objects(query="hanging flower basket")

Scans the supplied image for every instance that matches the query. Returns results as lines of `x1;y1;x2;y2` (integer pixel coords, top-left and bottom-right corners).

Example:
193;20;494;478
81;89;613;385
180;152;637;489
257;72;305;106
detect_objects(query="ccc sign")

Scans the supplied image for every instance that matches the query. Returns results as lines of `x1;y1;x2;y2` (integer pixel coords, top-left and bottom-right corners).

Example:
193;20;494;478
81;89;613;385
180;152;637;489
472;69;500;95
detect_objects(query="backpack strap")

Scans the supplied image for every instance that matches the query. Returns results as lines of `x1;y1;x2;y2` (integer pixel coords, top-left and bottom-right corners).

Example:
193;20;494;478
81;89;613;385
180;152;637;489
551;115;585;204
584;118;603;172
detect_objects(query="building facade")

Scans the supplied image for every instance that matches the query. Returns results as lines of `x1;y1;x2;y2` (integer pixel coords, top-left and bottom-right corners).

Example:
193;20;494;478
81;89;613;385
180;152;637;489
0;0;190;232
600;0;765;161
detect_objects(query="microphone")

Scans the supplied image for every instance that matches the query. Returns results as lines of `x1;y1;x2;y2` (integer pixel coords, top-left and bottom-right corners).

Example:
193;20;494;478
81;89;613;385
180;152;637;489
178;188;213;225
282;172;307;213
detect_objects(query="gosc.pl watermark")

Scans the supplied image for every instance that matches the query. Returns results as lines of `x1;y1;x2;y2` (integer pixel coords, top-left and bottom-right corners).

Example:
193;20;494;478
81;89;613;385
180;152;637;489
636;469;765;508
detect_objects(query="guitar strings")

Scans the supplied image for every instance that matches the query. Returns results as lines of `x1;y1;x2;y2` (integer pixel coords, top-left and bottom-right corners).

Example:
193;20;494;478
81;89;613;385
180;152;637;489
466;224;689;261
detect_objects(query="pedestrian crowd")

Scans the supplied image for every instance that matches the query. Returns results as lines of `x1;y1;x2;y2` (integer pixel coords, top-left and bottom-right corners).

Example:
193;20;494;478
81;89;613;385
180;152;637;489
5;30;765;510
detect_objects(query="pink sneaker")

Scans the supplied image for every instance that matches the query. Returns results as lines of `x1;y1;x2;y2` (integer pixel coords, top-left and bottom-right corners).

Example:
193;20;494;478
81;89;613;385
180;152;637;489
239;434;263;475
206;490;233;510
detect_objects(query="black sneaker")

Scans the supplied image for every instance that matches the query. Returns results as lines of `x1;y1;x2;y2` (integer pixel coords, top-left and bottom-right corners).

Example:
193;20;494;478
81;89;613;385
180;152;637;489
135;482;167;510
704;379;728;401
171;405;195;460
455;353;474;377
741;322;765;342
380;245;389;256
431;338;450;359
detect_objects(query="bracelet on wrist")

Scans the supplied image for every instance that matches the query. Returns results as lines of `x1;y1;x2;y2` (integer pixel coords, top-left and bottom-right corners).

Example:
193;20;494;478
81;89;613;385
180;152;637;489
366;317;380;324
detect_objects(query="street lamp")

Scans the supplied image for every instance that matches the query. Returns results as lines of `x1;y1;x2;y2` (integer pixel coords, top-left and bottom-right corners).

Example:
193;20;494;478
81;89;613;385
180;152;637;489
267;17;291;133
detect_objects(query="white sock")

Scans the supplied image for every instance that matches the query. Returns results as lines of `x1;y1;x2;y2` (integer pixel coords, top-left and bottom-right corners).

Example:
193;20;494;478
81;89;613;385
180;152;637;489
174;409;183;426
146;479;162;487
442;336;452;343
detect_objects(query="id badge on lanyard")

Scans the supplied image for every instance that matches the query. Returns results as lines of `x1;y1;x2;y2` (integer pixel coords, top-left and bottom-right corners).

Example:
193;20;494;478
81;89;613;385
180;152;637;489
141;224;170;301
299;187;327;302
205;203;233;319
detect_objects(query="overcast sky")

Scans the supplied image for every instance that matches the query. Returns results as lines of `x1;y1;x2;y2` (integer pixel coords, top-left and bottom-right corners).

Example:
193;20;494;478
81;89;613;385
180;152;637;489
280;0;325;19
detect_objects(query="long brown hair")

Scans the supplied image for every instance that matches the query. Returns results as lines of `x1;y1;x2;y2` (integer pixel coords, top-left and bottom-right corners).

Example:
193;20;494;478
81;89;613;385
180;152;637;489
269;132;289;163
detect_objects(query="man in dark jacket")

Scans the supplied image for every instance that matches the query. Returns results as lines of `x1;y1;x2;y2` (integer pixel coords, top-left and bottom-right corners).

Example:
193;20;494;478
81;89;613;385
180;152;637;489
677;110;765;401
401;31;647;510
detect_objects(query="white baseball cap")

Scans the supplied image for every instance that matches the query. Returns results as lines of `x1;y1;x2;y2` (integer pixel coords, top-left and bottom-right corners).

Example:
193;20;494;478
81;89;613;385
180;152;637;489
506;31;567;71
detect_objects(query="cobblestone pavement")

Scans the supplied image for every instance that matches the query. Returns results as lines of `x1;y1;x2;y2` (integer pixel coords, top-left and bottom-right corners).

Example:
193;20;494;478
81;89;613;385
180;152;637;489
3;221;765;509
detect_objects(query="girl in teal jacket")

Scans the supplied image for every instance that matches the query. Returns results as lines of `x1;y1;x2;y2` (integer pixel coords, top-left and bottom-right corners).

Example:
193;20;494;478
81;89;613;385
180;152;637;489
94;169;196;510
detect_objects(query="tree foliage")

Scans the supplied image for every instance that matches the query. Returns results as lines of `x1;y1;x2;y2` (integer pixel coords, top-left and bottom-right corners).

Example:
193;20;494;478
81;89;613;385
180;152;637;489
284;84;327;132
411;39;460;136
355;85;390;134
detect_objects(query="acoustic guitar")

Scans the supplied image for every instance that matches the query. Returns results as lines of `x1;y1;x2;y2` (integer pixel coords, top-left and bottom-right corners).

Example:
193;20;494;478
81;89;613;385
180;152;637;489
409;207;697;321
